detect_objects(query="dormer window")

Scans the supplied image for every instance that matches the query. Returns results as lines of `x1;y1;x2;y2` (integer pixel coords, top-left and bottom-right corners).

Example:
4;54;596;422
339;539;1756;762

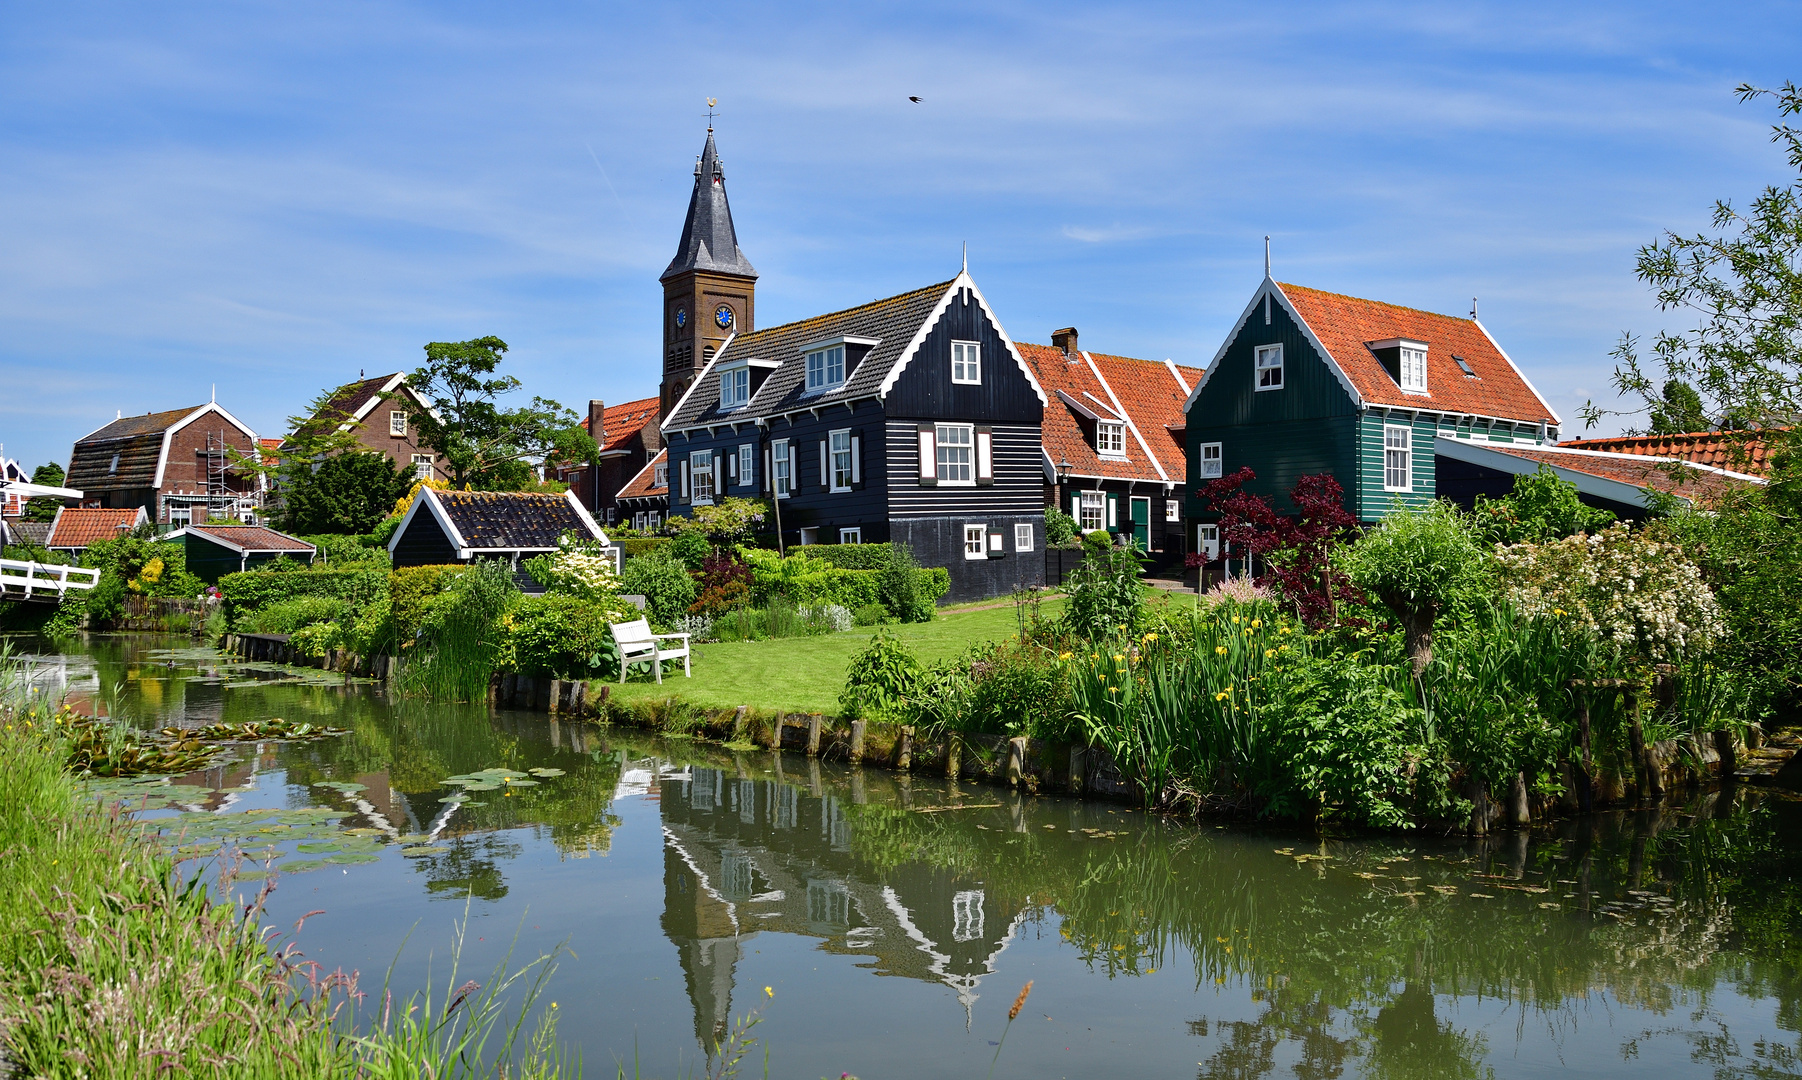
1399;345;1428;392
805;345;846;392
1097;421;1125;456
1255;344;1283;391
719;366;750;409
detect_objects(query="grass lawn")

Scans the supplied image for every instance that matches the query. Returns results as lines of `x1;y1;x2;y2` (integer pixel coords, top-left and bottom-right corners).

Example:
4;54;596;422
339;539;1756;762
605;595;1069;714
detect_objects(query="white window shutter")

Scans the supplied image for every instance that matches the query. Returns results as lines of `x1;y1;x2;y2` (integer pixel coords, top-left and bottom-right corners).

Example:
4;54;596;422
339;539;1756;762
818;441;827;491
789;444;798;490
715;452;723;488
850;435;861;485
727;452;737;480
679;459;689;500
975;427;993;485
918;427;936;484
1107;494;1118;528
763;447;772;493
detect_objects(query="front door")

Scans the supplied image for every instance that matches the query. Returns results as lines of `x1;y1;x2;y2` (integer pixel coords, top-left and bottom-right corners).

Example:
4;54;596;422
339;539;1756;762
1128;496;1151;551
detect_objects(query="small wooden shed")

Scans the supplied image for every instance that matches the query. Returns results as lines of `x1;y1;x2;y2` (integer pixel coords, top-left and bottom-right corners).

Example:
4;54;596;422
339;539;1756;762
168;524;317;582
386;488;611;586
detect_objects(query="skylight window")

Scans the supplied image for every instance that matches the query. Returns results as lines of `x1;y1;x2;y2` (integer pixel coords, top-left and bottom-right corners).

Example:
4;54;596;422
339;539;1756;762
1454;355;1478;378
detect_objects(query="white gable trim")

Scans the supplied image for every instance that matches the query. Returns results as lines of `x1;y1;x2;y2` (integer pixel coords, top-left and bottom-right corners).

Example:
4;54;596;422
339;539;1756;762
1182;278;1365;414
165;527;315;556
1433;437;1671;508
387;487;467;556
876;273;1048;405
1472;318;1563;427
564;489;609;544
155;403;261;491
1084;352;1168;482
616;449;668;501
1163;359;1193;396
665;332;736;435
1055;389;1102;421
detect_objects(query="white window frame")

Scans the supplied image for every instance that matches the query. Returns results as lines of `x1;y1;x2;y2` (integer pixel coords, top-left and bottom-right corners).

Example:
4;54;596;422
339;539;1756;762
1400;345;1428;393
839;527;862;544
799;527;818;546
1200;442;1222;479
654;461;668;489
773;438;792;498
690;449;716;505
1096;421;1125;456
936;423;974;485
411;453;434;481
1198;523;1220;561
1014;522;1033;552
737;444;755;489
1383;424;1413;492
805;345;846;393
1078;490;1105;533
719;366;750;410
1165;499;1181;522
963;524;987;560
951;340;981;385
1255;344;1284;391
829;428;854;492
390;410;408;437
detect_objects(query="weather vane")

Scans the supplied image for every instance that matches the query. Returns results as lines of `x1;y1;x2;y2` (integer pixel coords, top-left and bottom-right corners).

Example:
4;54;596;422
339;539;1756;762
706;97;718;130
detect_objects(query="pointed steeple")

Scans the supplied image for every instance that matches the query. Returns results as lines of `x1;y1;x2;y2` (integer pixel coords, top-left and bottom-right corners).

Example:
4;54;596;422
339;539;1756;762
661;130;757;282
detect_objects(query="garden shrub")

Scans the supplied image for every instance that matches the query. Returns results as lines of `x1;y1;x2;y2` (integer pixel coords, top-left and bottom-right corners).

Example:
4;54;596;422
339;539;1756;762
288;621;344;657
839;631;923;720
799;603;853;634
668;532;711;571
501;593;626;678
545;536;622;600
1063;542;1145;640
219;567;389;628
1046;506;1078;548
619;537;672;559
876;543;936;623
691;549;754;615
1265;650;1425;827
298;533;392;568
346;596;396;656
245;596;344;635
388;565;466;645
965;641;1073;739
1342;501;1488;675
398;560;518;702
1081;529;1114;556
1471;465;1616;545
806;543;898;571
620;549;698;630
852;603;890;627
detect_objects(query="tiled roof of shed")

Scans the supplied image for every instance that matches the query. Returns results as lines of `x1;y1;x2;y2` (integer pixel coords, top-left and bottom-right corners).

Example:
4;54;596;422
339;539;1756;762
1022;344;1199;484
666;280;956;430
1557;430;1779;478
616;449;669;502
185;525;316;553
47;507;145;549
1487;445;1759;506
1278;284;1557;424
434;490;597;550
590;396;660;452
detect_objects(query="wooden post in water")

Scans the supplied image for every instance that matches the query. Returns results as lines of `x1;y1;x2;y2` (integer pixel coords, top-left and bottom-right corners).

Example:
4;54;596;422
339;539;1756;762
1068;746;1086;795
945;733;962;779
806;713;822;756
732;706;748;743
1576;685;1594;813
848;720;865;764
1006;737;1027;788
894;726;914;770
548;679;563;715
807;754;822;797
767;714;785;751
1507;771;1530;828
1628;708;1649;802
1714;729;1737;780
849;766;866;804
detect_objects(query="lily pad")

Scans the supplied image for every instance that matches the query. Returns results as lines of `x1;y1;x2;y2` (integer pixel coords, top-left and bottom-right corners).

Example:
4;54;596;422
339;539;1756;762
400;845;446;857
326;852;381;865
527;768;565;778
295;842;341;854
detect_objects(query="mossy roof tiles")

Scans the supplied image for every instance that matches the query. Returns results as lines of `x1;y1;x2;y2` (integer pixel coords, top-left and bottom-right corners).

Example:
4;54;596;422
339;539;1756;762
434;490;596;550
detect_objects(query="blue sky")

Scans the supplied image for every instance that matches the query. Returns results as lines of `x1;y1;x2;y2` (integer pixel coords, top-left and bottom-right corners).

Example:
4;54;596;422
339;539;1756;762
3;1;1799;471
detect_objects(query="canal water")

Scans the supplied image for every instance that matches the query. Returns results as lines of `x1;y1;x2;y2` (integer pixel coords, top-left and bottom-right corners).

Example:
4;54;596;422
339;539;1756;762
17;634;1802;1079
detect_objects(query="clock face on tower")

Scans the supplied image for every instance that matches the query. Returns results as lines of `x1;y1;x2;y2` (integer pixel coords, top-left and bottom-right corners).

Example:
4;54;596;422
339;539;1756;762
674;307;687;329
714;304;734;330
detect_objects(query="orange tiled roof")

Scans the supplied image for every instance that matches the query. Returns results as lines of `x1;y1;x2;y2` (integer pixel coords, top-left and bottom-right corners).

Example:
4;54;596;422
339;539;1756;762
1022;343;1201;484
1278;284;1557;424
616;449;668;502
1557;430;1779;478
47;507;145;548
1488;445;1758;506
587;396;660;453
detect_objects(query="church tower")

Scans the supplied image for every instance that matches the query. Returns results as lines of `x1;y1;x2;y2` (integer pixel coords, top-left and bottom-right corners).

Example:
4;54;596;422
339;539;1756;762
660;128;757;418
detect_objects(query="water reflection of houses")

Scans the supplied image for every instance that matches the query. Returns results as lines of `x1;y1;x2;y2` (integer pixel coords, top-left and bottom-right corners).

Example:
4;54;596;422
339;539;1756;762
656;762;1030;1052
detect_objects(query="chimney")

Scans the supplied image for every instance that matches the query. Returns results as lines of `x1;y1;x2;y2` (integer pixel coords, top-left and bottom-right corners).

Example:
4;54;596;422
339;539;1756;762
589;400;606;445
1052;327;1079;359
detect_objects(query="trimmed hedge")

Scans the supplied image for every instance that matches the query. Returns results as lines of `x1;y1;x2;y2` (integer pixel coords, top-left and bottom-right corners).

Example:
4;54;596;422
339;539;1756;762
218;568;389;626
920;567;951;604
619;538;673;558
783;568;883;609
803;543;897;571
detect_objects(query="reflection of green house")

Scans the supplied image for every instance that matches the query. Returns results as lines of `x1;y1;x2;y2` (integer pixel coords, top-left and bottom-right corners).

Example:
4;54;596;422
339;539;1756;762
168;524;316;582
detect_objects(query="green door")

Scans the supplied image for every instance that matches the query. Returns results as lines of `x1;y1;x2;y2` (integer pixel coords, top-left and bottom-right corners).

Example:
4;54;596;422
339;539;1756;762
1129;496;1151;551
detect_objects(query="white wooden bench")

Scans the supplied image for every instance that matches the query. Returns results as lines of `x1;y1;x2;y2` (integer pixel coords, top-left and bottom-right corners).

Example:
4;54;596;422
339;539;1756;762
610;618;691;683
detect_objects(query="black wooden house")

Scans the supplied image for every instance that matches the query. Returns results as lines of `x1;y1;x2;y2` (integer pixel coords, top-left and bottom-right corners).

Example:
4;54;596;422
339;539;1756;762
386;488;611;588
661;272;1049;604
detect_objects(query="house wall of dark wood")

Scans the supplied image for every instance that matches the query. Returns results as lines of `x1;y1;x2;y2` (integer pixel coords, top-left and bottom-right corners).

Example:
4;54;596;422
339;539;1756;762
882;287;1042;424
390;511;458;568
891;513;1044;603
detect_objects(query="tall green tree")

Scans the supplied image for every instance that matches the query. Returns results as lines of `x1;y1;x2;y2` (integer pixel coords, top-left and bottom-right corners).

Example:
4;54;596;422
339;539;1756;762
1586;82;1802;459
277;451;414;535
402;336;596;489
21;464;65;523
1648;379;1710;435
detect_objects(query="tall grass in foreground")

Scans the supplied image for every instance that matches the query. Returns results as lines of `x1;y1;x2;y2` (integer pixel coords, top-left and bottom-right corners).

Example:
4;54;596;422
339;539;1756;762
397;559;518;703
0;644;580;1078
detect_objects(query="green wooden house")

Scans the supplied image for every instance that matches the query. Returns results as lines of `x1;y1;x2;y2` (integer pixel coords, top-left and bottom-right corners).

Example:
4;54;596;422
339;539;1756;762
1181;278;1560;554
168;524;316;583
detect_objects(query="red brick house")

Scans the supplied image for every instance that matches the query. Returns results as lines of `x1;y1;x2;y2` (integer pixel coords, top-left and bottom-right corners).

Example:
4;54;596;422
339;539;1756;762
283;372;441;481
556;396;661;526
66;403;264;526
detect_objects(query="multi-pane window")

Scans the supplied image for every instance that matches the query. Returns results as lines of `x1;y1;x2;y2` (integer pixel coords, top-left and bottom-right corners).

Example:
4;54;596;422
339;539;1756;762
773;438;791;497
1200;442;1222;478
390;411;408;437
690;450;716;504
1255;344;1284;391
720;367;750;409
737;444;755;488
1400;346;1428;393
805;345;846;392
1014;523;1034;551
936;424;973;484
1097;421;1125;455
1198;524;1220;560
1079;491;1105;532
963;524;987;560
840;527;862;544
952;890;985;942
1166;499;1181;522
1383;425;1412;491
654;461;668;489
830;429;854;491
951;340;981;384
411;454;434;481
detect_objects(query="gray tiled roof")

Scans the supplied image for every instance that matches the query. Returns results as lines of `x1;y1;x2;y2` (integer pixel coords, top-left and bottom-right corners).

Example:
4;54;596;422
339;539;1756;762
661;130;757;282
666;279;956;430
436;490;598;550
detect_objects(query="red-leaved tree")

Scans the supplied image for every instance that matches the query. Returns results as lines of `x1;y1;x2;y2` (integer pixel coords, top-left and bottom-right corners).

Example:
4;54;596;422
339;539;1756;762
1196;467;1363;629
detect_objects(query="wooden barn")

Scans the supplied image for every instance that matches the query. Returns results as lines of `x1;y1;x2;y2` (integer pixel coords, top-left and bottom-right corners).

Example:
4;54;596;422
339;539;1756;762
386;488;611;584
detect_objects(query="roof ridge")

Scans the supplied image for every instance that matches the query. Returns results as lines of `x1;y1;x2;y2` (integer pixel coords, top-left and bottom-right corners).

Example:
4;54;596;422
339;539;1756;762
734;279;957;343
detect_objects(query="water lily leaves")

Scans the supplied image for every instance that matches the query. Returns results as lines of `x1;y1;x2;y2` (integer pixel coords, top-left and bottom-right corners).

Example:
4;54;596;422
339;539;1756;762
504;778;539;787
310;780;367;793
326;852;380;865
438;794;469;803
296;842;341;854
528;768;565;778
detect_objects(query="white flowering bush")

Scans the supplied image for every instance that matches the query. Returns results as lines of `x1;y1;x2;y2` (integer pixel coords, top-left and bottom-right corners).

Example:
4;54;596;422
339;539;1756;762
799;603;854;634
675;613;715;641
547;536;621;602
1494;523;1725;662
